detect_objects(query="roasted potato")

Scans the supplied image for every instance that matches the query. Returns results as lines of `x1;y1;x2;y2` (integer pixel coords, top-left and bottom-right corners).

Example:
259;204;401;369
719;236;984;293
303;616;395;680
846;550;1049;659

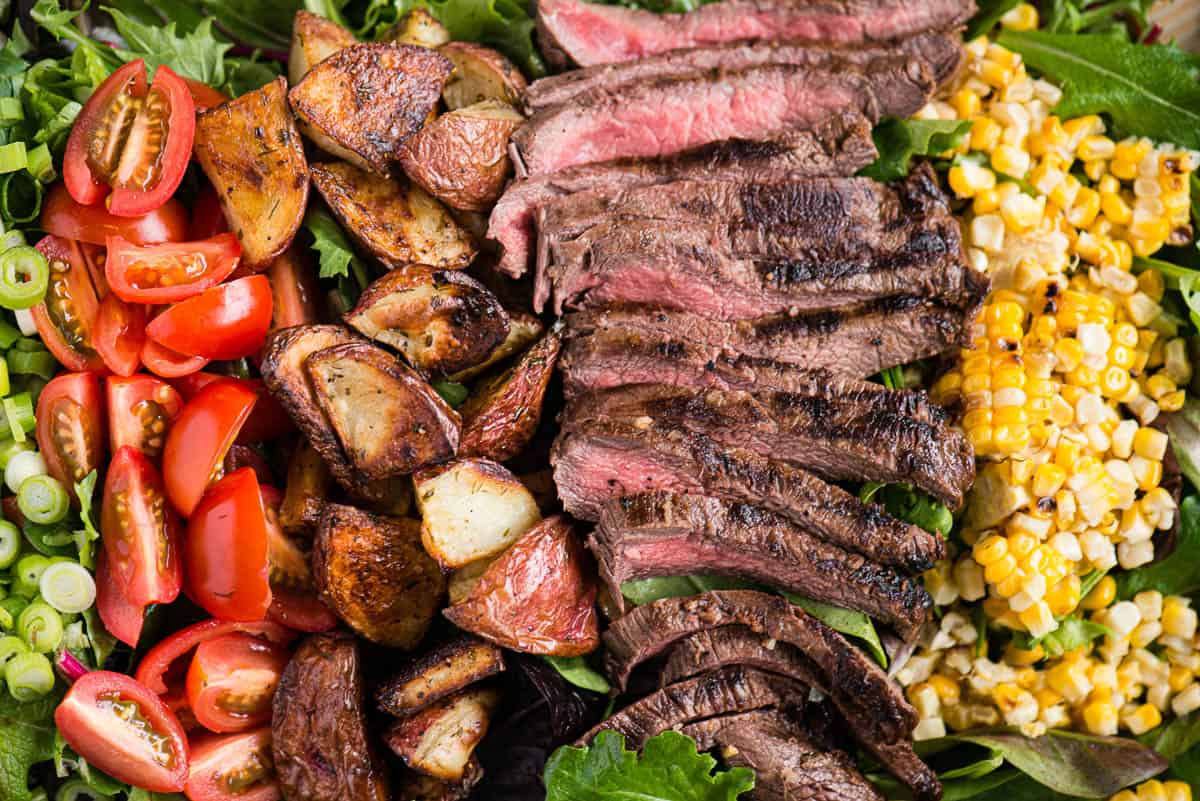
194;77;308;269
440;42;527;110
310;161;476;270
388;9;451;48
519;469;559;514
447;558;495;606
289;10;357;85
306;341;460;479
448;312;543;382
414;458;541;568
377;637;506;717
289;43;452;174
397;101;524;213
345;266;509;379
444;515;599;656
394;770;478;801
382;687;502;782
312;502;445;649
279;440;331;536
460;327;562;462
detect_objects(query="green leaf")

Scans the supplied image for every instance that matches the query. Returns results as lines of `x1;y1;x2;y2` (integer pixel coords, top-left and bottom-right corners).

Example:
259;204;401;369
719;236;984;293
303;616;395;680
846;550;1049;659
0;688;62;801
193;0;303;51
966;0;1021;40
108;10;232;87
1168;397;1200;491
859;118;971;181
393;0;545;77
1139;712;1200;762
1033;616;1110;658
303;207;362;281
544;730;755;801
74;470;100;569
878;365;904;390
1167;740;1200;786
859;483;953;537
782;593;888;667
997;29;1200;150
619;575;754;607
432;380;469;409
1117;494;1200;599
542;655;611;694
82;605;118;669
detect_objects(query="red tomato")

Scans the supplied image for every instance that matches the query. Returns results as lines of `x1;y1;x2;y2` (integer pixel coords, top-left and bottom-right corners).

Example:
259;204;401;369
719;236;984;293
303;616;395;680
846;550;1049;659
106;234;242;305
189;186;228;240
266;247;322;331
141;336;210;379
93;293;146;376
224;445;274;487
95;549;145;648
31;236;105;372
170;373;294;444
147;276;273;360
266;588;339;634
107;374;184;461
35;372;106;489
185;633;289;733
259;487;337;633
135;619;294;696
184;78;229;111
162;381;257;516
42;183;189;246
184;728;280;801
185;469;272;621
63;59;196;216
55;671;190;792
101;446;183;607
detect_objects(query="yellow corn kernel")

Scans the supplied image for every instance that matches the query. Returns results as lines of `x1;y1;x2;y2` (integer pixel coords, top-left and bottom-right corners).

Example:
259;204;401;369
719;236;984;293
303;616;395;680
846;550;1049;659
1084;159;1107;182
1054;338;1083;371
1068;187;1101;228
1082;699;1119;735
1046;575;1081;618
1164;782;1193;801
973;188;1002;215
1137;780;1169;801
996;570;1026;599
1005;642;1045;666
985;553;1019;584
1100;366;1132;398
1160;389;1185;413
1133;427;1168;460
974;535;1009;565
1131;216;1171;243
1111;158;1138;181
951;88;982;119
1114;138;1151;164
1007;530;1038;560
1019;601;1055;638
1112;792;1138;801
1168;665;1194;693
992;144;1032;178
1032;463;1066;497
1000;3;1039;30
949;162;997;198
1082;575;1117;610
1146;373;1177;401
1078;135;1115;162
978;59;1014;89
971;116;1003;153
928;674;961;705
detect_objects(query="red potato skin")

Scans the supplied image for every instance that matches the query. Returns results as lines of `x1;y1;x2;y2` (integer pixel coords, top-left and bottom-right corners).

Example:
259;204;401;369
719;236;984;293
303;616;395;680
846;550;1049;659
443;515;599;656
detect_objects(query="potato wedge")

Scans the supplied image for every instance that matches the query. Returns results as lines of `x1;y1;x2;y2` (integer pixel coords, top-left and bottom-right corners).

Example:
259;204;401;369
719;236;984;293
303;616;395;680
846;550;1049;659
194;77;308;269
289;43;452;174
307;341;460;478
397;101;524;213
289;10;357;85
312;502;445;648
377;637;505;717
382;688;501;782
440;42;527;110
444;515;599;656
279;440;331;537
388;9;451;48
394;769;478;801
414;458;541;568
447;312;543;382
310;161;475;270
447;558;495;606
345;265;509;378
459;327;562;462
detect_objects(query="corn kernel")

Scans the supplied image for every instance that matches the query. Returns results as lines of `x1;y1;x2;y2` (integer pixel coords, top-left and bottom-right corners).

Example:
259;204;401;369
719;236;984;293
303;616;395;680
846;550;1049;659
974;535;1009;566
1000;3;1039;30
1082;575;1117;610
971;116;1003;152
1132;427;1168;460
1082;698;1119;735
1164;781;1192;801
1019;601;1055;638
993;145;1031;178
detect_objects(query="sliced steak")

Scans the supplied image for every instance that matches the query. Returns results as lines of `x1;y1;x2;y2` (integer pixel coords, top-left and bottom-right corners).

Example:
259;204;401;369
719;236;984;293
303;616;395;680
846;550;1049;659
550;418;945;573
535;0;975;68
525;30;962;112
489;112;875;278
567;384;975;508
592;492;932;632
511;58;933;175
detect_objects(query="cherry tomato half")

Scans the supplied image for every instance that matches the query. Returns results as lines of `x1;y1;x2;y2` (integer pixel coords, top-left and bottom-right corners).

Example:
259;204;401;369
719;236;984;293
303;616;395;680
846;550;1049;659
32;236;105;372
106;233;242;305
170;374;294;444
35;371;106;490
107;374;184;461
184;728;280;801
266;246;322;331
93;292;146;376
141;335;210;379
147;276;273;360
260;486;337;633
55;671;190;792
162;380;257;517
185;633;289;733
184;79;229;112
185;468;272;622
101;446;183;608
41;183;189;246
134;619;295;696
95;549;145;648
63;59;196;217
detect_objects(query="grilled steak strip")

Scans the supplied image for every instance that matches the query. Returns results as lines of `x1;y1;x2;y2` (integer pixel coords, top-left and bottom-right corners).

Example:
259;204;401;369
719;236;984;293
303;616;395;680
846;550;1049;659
568;384;975;508
511;58;933;176
551;418;945;573
525;30;963;112
592;492;933;632
489;112;875;278
534;0;975;68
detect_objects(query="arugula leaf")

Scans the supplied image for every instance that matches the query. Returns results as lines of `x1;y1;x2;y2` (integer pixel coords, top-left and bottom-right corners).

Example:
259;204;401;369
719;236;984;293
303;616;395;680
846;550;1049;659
432;380;469;409
0;689;62;801
1040;0;1157;37
82;605;119;669
859;119;971;182
782;593;888;666
542;655;611;694
860;482;953;537
997;30;1200;150
619;575;751;606
74;470;100;569
303;207;363;281
1168;397;1200;491
1139;711;1200;762
191;0;301;52
544;730;755;801
1117;494;1200;598
878;365;905;390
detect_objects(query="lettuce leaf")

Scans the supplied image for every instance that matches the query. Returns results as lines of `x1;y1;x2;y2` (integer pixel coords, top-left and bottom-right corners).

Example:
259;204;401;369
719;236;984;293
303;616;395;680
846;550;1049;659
859;119;971;181
0;690;62;801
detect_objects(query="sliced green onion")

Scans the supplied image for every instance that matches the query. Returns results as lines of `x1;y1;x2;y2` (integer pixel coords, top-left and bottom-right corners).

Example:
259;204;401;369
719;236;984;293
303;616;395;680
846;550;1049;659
0;317;21;349
0;246;49;310
8;349;57;379
3;392;32;443
19;474;69;525
13;307;36;336
25;144;54;183
62;620;89;653
17;601;63;652
0;230;25;250
5;448;46;492
0;438;32;471
5;650;55;700
0;359;10;397
0;142;26;174
0;172;42;224
31;787;49;801
0;607;10;631
0;519;19;569
12;335;45;352
0;635;28;669
0;596;27;627
12;553;51;598
56;778;113;801
0;98;22;125
39;562;95;614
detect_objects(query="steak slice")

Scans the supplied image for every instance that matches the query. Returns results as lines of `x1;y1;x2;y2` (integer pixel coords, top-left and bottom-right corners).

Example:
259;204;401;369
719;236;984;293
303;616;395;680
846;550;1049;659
534;0;975;68
550;418;945;573
488;112;875;278
592;492;933;633
524;30;962;112
511;58;933;175
568;384;975;508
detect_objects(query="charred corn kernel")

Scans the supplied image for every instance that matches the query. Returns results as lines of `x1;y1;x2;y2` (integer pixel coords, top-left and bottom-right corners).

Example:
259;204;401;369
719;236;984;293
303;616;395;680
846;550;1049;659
1082;576;1117;610
992;144;1031;177
1132;427;1168;460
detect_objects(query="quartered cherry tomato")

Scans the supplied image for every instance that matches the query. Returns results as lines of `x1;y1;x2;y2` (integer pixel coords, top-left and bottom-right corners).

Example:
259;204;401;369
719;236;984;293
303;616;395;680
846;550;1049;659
107;374;184;461
185;469;272;622
141;335;210;379
106;233;242;305
184;728;280;801
55;671;190;792
170;373;294;444
41;183;189;246
135;619;295;696
260;486;337;633
162;380;257;516
32;236;105;372
93;293;147;376
63;59;196;216
101;446;183;608
35;371;106;490
147;276;273;360
185;633;289;733
266;246;321;331
95;549;146;648
184;78;229;111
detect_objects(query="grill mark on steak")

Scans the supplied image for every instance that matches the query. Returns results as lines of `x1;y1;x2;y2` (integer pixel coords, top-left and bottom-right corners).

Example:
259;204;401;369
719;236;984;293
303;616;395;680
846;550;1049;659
591;492;933;633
